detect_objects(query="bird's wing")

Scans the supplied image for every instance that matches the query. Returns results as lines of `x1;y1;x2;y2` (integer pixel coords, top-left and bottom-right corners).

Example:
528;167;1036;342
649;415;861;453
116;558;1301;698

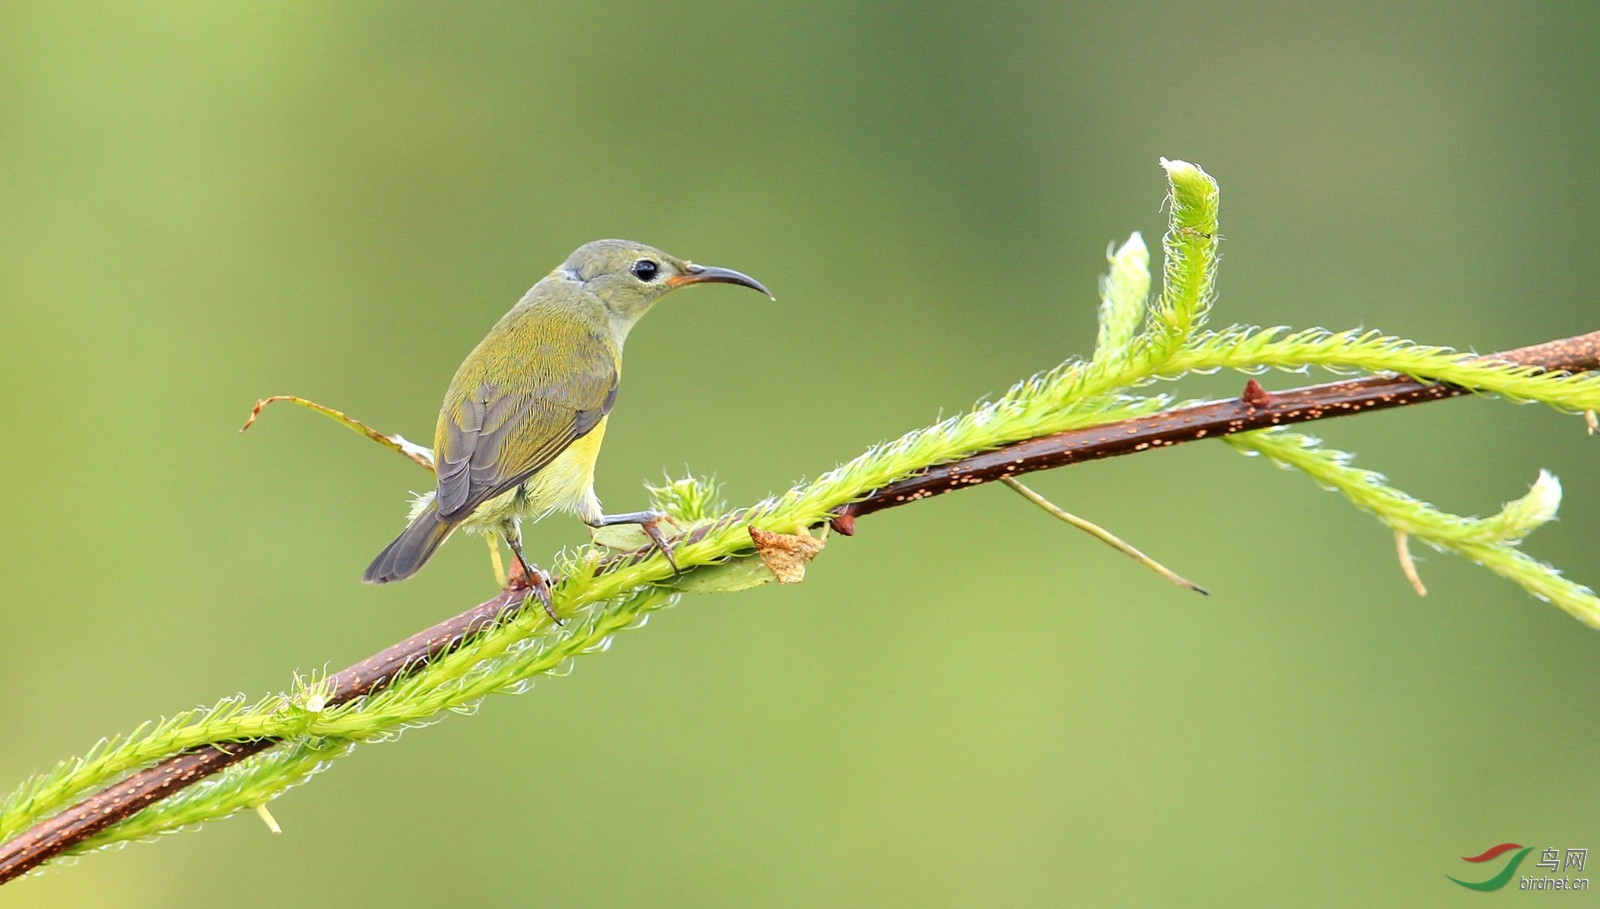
433;329;619;524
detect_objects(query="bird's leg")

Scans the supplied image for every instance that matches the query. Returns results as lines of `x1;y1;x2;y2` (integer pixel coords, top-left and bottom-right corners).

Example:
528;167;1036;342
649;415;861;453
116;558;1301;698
500;521;559;624
589;510;680;573
486;535;508;588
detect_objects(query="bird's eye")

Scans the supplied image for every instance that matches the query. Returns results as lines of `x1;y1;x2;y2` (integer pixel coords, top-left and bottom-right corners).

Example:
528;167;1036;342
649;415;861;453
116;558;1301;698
631;259;660;282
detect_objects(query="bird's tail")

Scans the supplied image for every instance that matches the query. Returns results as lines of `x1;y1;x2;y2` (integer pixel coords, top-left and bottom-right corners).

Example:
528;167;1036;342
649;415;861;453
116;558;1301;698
364;503;454;584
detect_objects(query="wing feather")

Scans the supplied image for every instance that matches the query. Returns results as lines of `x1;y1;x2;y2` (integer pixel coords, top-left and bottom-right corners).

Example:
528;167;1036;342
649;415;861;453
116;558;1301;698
432;319;618;524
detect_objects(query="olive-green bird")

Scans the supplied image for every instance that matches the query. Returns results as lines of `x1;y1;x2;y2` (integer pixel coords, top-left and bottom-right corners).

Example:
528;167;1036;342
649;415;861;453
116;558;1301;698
364;239;770;611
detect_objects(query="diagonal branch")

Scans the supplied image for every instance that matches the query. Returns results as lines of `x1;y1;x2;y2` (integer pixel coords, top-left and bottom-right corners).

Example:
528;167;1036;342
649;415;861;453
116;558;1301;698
831;330;1600;527
0;587;534;884
1;329;1596;884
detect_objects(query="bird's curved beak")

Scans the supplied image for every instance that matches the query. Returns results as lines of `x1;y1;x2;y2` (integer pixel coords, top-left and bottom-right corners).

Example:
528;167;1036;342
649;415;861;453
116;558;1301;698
669;263;775;299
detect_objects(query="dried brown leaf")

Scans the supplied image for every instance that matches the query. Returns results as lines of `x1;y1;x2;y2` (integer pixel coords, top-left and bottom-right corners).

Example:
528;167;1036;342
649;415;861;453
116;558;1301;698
748;526;824;584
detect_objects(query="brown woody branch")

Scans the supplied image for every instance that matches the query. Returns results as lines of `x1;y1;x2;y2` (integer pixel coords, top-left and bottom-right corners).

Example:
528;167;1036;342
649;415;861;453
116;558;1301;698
832;330;1600;528
2;329;1596;884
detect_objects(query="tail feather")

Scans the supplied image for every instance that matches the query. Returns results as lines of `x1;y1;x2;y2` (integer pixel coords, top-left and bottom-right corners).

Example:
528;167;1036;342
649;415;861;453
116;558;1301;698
364;504;454;584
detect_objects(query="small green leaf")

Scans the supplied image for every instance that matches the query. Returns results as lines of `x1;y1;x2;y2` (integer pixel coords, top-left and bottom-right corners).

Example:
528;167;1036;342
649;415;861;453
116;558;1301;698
589;515;689;551
590;524;653;550
664;555;778;594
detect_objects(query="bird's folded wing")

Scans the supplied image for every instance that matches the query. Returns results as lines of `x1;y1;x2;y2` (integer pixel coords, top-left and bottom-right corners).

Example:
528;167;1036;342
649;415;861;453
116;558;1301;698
434;346;618;524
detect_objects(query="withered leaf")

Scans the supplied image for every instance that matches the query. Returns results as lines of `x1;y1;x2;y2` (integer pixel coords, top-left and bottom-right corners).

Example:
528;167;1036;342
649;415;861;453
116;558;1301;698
748;526;824;584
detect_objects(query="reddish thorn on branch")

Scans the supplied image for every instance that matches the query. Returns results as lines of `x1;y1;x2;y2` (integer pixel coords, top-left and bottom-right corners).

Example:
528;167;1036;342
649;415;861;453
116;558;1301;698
1241;379;1272;408
829;511;857;536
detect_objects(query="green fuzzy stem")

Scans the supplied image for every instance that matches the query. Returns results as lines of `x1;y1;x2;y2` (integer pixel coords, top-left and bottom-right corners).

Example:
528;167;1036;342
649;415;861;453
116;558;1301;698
3;157;1596;872
1094;232;1151;364
1228;430;1597;627
1149;158;1220;354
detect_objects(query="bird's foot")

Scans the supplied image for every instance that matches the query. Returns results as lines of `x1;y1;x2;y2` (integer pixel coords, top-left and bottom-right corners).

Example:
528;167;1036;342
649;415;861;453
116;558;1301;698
638;514;681;573
592;509;681;573
507;559;560;624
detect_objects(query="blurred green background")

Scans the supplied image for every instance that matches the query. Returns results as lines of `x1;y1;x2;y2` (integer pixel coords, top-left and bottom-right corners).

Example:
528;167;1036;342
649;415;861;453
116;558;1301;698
2;2;1597;906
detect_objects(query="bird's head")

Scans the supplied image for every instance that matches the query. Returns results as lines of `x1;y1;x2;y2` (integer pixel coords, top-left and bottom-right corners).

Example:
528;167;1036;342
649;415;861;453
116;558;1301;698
560;239;772;326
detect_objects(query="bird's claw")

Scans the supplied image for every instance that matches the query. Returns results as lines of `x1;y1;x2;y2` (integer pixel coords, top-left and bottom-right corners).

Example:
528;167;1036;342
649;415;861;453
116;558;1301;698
508;560;560;624
639;514;681;573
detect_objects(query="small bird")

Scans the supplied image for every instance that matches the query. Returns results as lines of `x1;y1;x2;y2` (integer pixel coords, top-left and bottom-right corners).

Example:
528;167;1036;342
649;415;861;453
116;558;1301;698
364;239;771;616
